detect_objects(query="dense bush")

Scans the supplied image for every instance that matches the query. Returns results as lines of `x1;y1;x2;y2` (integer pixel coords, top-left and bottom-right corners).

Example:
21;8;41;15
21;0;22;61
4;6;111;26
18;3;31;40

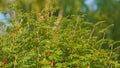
0;1;120;68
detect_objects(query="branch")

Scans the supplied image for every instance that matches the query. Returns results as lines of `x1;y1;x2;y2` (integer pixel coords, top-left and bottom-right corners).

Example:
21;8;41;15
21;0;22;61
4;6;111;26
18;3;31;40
53;8;63;30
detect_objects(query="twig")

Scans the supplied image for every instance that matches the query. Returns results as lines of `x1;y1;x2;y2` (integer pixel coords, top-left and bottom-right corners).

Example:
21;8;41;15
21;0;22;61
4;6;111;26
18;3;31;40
108;45;113;68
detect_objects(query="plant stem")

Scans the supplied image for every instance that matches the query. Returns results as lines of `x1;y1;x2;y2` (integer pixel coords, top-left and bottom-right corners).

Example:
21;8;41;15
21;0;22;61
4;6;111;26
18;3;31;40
36;47;39;68
88;25;95;42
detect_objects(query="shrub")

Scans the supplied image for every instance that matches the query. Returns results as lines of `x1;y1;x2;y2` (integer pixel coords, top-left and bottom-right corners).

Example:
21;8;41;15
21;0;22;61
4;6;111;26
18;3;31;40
0;1;120;68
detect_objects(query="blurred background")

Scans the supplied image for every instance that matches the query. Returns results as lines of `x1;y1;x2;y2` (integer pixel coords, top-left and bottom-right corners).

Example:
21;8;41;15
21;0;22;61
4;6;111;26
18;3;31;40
0;0;120;40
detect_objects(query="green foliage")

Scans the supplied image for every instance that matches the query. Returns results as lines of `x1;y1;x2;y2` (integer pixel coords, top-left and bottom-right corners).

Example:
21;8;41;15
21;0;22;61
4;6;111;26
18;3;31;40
0;0;120;68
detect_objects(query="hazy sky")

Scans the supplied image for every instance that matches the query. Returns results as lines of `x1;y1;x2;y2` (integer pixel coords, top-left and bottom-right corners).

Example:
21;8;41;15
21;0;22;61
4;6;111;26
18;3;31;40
85;0;97;11
0;13;11;26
